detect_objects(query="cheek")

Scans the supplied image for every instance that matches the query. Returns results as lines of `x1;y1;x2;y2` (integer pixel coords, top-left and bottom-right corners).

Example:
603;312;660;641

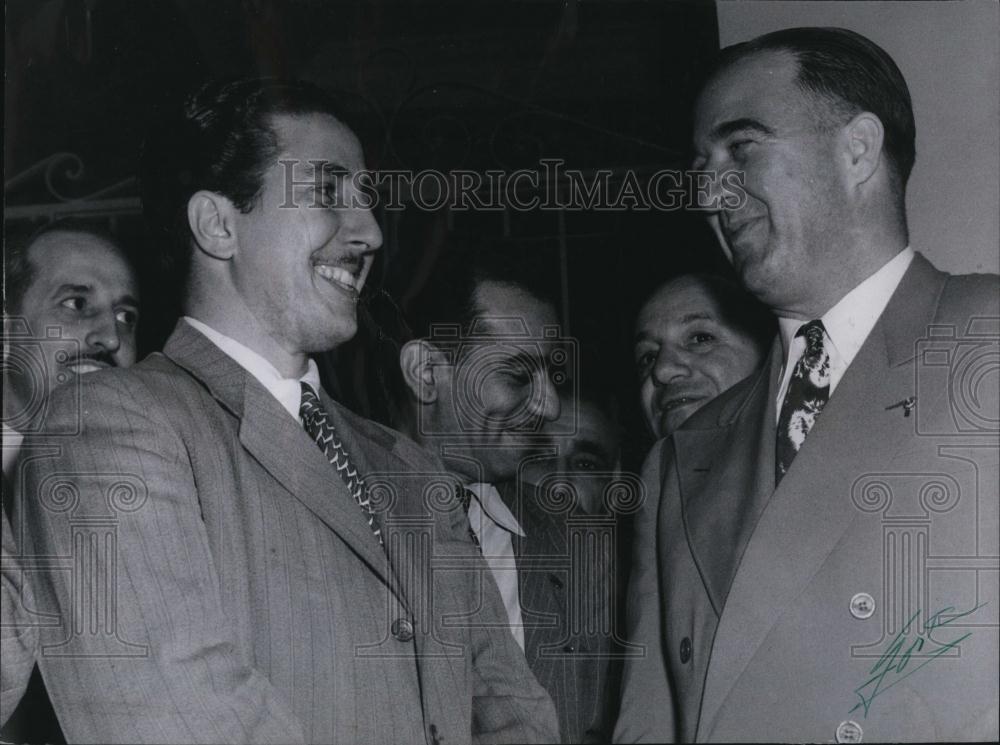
638;378;656;419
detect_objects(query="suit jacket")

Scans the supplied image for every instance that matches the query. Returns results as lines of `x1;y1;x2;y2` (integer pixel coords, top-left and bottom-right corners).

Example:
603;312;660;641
616;254;999;742
14;322;558;745
499;480;618;744
1;508;36;725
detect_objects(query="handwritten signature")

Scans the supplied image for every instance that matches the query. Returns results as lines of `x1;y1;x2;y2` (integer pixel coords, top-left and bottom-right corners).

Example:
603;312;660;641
851;602;985;718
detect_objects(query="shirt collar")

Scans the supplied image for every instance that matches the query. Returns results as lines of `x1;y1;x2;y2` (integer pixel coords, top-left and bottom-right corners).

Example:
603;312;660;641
467;482;526;537
778;246;914;365
183;317;321;420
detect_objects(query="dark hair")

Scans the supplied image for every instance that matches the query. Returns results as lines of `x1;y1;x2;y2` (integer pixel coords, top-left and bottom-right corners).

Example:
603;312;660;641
3;218;132;315
641;272;777;355
139;77;352;287
403;236;558;343
708;27;916;189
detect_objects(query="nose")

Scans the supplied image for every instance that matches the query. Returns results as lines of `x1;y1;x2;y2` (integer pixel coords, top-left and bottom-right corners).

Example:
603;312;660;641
345;203;383;253
531;373;561;424
84;312;122;356
652;348;692;387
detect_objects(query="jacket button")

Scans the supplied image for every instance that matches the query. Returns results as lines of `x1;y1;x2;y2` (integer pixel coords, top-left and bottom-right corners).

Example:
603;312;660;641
836;719;863;743
562;644;575;653
391;618;414;642
850;592;875;619
679;636;692;664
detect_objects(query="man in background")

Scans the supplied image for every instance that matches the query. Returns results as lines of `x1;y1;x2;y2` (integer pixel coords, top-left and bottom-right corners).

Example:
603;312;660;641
617;27;999;742
2;220;140;743
633;272;773;440
392;243;617;743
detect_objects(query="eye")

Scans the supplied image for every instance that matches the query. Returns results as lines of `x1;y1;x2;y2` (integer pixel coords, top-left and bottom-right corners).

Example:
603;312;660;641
728;139;754;159
60;297;85;312
689;331;716;345
635;347;657;373
116;309;139;327
572;457;600;472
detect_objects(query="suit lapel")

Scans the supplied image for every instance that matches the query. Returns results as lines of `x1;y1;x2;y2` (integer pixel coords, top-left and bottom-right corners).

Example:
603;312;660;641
673;343;781;615
162;321;396;591
698;256;948;735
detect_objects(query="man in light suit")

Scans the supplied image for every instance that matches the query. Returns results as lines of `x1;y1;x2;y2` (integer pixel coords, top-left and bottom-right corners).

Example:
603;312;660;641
389;244;619;743
616;27;999;742
13;78;557;744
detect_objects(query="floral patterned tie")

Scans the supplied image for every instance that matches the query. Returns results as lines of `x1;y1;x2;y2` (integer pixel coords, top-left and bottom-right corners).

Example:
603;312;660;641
776;320;831;484
300;383;383;546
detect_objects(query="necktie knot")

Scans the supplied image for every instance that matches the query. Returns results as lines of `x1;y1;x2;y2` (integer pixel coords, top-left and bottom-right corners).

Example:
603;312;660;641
299;382;323;423
798;319;827;357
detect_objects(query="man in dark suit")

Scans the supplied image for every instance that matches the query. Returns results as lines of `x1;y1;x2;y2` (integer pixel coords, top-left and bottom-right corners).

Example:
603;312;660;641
14;78;557;744
616;27;999;742
390;244;619;743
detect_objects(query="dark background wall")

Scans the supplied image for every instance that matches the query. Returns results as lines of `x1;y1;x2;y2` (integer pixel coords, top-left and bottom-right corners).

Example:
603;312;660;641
5;0;725;468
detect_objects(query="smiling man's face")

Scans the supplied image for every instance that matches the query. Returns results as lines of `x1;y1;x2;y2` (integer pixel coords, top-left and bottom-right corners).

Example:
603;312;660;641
7;230;139;412
634;275;763;439
229;112;382;358
692;50;848;316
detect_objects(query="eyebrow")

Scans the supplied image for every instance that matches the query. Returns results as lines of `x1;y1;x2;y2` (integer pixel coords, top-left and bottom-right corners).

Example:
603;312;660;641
303;161;350;179
571;439;614;463
52;284;138;307
633;311;717;343
710;117;775;142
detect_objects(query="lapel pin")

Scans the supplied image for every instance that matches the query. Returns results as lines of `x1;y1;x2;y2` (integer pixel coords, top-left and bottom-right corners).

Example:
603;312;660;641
885;396;917;417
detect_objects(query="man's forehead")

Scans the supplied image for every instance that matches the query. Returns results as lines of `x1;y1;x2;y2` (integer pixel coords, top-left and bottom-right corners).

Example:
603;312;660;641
471;280;558;332
695;50;801;132
269;112;361;167
28;232;136;294
640;279;722;327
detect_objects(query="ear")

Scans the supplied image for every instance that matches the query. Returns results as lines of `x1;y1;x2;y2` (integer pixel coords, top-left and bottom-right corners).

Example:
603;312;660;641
400;339;444;404
187;190;238;260
842;111;885;186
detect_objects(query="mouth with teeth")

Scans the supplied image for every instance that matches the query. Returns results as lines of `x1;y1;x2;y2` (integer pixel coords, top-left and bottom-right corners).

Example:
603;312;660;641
660;394;706;413
313;261;364;301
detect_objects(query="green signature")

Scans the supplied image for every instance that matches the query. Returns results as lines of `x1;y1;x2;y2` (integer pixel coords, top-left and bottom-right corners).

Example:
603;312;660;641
851;602;985;718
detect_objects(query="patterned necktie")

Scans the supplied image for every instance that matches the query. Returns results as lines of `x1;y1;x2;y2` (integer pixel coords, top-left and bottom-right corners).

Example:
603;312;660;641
457;486;483;552
776;320;831;484
299;383;383;546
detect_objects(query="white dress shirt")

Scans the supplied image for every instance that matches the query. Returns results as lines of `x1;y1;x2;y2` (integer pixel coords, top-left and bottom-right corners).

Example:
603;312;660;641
183;317;321;421
466;482;527;651
776;247;915;419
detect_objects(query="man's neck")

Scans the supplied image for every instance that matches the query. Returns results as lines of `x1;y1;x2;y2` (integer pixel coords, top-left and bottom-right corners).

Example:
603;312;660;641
185;302;308;379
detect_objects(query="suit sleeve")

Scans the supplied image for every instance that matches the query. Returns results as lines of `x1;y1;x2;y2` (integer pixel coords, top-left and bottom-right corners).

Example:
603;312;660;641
613;439;677;743
15;375;305;745
1;509;37;726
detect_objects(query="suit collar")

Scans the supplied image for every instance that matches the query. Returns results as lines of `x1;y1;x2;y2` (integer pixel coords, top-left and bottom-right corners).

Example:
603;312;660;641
672;342;781;614
161;320;401;594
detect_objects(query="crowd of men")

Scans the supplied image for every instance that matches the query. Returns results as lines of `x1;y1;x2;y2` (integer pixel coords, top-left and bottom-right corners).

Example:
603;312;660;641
2;25;997;745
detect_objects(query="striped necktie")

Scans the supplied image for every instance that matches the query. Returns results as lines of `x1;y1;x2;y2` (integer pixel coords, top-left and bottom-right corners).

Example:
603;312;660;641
776;320;831;484
299;383;383;546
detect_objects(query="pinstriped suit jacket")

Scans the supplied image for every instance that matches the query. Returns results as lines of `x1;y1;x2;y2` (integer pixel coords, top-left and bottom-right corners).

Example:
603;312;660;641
14;322;558;745
498;480;617;744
